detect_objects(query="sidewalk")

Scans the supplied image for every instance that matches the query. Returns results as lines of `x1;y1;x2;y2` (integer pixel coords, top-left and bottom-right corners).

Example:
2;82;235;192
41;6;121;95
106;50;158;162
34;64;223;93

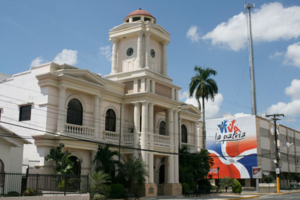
147;194;260;200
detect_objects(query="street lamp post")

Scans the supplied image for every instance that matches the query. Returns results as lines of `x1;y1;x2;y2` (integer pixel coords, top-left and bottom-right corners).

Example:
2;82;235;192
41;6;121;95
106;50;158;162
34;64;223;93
217;167;220;191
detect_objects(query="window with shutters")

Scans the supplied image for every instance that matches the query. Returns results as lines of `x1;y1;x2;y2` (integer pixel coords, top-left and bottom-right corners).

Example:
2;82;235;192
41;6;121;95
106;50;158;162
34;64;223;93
105;109;116;132
181;125;188;143
67;99;83;125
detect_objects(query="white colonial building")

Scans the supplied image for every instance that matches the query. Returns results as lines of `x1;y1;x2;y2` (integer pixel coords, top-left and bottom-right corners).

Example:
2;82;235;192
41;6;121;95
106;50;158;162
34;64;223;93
0;9;201;196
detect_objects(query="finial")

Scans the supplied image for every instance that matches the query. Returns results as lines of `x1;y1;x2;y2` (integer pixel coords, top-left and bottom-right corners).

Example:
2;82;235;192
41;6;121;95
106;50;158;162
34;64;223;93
139;8;141;10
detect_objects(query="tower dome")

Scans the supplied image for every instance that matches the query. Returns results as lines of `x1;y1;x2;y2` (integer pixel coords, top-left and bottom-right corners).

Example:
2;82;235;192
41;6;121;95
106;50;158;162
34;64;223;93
124;8;156;23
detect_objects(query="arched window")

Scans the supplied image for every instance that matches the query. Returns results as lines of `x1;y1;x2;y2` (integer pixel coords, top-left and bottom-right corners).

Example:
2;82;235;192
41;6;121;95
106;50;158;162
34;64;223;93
105;109;116;132
0;159;4;186
181;125;188;143
159;121;166;135
67;99;83;125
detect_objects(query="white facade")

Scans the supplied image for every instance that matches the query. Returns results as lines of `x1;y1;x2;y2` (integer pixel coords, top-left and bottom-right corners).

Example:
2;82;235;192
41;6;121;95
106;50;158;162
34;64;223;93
0;9;200;197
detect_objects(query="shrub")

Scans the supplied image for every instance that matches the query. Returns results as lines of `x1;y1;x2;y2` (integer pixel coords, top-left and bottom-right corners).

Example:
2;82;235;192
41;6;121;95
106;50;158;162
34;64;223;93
220;177;233;192
6;191;19;197
211;185;218;193
94;193;106;200
181;182;190;194
232;179;242;193
109;184;125;198
23;187;37;196
262;174;274;183
189;182;197;190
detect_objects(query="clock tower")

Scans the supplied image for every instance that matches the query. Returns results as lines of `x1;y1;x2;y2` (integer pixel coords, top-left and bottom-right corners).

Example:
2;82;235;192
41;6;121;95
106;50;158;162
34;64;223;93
107;8;170;76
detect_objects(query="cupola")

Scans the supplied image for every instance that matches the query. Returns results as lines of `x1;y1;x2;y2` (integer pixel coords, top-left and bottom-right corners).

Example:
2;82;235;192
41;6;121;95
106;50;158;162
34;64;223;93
124;8;156;24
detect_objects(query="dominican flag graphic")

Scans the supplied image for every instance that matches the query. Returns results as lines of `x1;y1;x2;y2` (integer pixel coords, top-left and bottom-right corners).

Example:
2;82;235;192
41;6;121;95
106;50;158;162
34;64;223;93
207;116;257;179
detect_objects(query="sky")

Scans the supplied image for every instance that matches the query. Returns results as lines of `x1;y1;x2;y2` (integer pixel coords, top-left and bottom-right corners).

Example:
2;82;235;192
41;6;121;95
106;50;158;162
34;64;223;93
1;0;300;130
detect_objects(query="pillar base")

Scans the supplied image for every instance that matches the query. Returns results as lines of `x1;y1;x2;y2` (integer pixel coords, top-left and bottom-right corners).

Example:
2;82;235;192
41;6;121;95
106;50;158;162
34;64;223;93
145;183;157;197
163;183;182;196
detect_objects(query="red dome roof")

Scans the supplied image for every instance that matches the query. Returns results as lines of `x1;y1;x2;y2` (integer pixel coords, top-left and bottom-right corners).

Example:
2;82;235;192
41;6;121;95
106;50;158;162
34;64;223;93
126;9;155;19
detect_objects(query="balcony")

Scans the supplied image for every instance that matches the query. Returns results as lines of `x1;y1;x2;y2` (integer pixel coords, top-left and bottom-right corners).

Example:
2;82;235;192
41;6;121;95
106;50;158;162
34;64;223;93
153;134;171;147
64;123;95;137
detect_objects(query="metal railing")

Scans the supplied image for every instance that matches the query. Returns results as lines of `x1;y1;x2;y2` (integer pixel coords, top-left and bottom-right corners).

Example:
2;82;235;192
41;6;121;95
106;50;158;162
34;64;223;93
0;172;88;197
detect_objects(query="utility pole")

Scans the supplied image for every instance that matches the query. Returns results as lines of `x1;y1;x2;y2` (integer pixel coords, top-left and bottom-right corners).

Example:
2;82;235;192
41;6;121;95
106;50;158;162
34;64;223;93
265;114;285;194
245;3;257;115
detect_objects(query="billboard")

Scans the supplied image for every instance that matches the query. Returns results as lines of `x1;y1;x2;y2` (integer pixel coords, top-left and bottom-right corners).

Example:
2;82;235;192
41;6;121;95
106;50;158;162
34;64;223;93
207;116;257;179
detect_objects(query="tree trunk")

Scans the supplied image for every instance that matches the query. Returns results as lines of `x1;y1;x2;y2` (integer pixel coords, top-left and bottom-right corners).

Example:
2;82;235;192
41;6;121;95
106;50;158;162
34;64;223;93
197;98;201;112
202;97;206;149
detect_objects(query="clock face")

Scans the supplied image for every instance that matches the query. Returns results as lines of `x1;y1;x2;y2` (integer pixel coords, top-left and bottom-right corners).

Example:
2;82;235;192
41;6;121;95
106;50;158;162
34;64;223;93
127;48;134;56
150;49;155;58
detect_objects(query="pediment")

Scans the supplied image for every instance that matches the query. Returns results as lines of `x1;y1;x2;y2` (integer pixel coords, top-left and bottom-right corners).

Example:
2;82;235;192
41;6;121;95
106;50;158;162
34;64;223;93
54;69;107;86
110;23;141;33
149;25;170;37
181;104;201;115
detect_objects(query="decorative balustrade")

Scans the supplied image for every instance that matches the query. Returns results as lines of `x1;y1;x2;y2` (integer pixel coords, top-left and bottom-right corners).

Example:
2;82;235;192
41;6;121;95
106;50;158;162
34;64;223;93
153;134;170;147
103;130;119;143
123;133;134;142
64;123;94;137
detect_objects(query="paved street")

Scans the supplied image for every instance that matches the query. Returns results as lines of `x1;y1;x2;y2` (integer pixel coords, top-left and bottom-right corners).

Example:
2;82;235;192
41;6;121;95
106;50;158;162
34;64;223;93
251;193;300;200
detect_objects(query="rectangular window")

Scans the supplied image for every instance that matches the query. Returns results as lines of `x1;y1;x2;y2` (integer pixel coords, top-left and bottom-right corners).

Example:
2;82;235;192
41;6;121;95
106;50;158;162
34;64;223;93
19;105;32;121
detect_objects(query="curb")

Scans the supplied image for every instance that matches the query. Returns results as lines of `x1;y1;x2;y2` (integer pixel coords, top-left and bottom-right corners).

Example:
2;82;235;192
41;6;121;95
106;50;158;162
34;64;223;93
227;195;260;200
279;191;300;195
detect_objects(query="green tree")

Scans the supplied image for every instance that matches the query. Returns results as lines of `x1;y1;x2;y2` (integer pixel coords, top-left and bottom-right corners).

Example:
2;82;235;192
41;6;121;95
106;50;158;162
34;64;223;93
189;66;218;149
219;177;233;192
89;171;111;197
116;157;148;192
45;143;75;175
93;145;119;175
179;146;213;184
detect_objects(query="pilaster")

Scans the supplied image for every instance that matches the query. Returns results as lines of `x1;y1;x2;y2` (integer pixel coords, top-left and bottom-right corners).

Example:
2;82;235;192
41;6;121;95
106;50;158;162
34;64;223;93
137;32;143;69
111;39;118;74
145;32;151;69
57;85;67;133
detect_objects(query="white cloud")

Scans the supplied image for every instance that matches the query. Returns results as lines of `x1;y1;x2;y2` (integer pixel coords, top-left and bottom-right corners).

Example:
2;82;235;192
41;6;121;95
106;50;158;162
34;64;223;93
269;51;284;59
285;79;300;100
266;79;300;116
186;26;200;42
233;113;252;118
185;93;224;119
203;2;300;51
53;49;78;65
267;100;300;116
179;91;189;101
30;56;45;67
284;42;300;67
100;46;112;62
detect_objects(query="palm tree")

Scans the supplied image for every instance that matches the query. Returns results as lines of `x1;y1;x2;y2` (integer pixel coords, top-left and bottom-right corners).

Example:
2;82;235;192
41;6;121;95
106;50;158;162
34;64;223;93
116;157;148;192
89;171;111;196
93;145;119;176
45;143;75;175
189;66;218;149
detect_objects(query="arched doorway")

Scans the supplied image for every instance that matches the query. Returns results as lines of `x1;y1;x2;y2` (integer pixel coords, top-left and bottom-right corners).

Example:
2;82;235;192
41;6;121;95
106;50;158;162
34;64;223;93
69;156;81;176
159;164;165;184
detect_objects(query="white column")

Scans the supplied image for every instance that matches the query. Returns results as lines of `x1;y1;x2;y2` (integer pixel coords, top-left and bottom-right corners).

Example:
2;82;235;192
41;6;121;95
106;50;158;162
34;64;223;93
152;80;155;94
57;86;66;133
195;122;198;151
145;32;151;69
171;88;175;100
120;103;125;144
162;41;168;76
176;90;179;101
111;39;118;74
99;98;104;139
148;103;154;183
133;102;140;158
137;32;143;69
141;101;149;183
146;79;150;92
174;110;179;183
141;78;146;92
134;79;138;93
167;108;174;183
94;95;100;138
